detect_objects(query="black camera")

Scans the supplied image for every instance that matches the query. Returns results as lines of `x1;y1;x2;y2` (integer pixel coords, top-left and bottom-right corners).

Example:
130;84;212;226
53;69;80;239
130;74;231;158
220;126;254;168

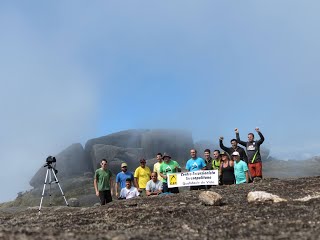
46;156;56;164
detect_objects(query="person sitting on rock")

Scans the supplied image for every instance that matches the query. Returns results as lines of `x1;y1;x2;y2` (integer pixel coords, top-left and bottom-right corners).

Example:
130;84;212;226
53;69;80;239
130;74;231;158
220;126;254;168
94;159;114;205
115;162;134;198
159;152;181;194
232;151;249;184
146;172;163;196
119;178;140;199
134;158;151;197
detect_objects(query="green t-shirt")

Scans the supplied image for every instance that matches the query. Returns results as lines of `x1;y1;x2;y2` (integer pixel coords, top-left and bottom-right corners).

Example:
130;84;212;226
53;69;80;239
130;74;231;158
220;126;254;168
160;160;180;183
95;168;112;191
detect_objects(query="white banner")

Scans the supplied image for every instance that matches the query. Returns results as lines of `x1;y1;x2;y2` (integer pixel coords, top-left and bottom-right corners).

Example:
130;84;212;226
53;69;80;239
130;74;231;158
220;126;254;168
167;170;219;188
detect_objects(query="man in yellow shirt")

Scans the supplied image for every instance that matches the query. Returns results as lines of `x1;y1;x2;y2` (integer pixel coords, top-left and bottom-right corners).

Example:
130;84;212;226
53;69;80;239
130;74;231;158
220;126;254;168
153;153;163;182
134;158;151;197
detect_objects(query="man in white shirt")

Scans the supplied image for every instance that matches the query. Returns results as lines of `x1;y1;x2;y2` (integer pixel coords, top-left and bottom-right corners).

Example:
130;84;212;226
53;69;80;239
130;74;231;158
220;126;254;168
119;178;140;199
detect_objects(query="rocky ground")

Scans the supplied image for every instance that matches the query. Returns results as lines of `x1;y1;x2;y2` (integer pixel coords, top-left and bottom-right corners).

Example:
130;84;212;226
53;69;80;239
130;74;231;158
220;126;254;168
1;176;320;240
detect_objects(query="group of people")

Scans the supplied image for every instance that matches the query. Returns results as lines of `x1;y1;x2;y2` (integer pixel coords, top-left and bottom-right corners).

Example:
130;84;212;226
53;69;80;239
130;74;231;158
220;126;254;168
93;128;265;205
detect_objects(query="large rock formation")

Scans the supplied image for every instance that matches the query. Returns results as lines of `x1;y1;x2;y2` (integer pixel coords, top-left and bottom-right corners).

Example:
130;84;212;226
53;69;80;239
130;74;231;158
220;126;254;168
85;129;194;171
90;145;144;172
30;129;194;187
29;143;89;187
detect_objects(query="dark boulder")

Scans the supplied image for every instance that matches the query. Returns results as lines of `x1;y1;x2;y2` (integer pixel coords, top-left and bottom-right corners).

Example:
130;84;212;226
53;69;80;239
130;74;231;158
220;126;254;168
30;143;89;187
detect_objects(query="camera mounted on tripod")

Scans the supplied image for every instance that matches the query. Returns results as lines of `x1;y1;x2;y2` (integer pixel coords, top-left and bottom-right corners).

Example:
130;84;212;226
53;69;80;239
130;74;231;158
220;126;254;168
46;156;56;164
44;156;58;174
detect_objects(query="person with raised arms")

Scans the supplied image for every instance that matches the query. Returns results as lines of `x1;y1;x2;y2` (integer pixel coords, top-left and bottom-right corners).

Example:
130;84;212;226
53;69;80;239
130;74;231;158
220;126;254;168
235;127;265;181
219;137;248;164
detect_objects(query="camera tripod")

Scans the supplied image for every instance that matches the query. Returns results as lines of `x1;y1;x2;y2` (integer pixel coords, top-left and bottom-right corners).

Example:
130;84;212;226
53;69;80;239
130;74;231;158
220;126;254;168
38;163;69;214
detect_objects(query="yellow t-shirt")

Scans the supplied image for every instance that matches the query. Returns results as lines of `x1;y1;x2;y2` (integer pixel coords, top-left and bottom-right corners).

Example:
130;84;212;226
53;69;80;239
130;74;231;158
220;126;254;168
153;162;163;182
134;166;151;189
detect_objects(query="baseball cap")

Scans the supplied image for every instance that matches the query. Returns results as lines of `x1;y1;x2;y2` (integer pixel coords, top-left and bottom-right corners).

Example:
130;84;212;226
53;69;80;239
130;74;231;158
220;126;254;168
232;152;240;156
121;162;128;167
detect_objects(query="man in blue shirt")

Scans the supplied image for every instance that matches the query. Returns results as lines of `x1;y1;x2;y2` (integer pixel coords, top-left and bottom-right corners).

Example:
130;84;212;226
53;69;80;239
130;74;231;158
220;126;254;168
115;162;134;198
185;149;207;190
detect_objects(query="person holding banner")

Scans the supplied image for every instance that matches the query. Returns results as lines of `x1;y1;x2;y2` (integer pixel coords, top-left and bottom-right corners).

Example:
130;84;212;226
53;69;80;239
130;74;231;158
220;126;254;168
160;153;181;194
235;128;265;181
185;149;207;190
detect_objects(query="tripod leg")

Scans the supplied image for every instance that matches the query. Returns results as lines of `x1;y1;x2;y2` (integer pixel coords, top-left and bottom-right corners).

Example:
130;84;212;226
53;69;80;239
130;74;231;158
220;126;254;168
49;169;52;206
38;169;49;213
51;169;69;207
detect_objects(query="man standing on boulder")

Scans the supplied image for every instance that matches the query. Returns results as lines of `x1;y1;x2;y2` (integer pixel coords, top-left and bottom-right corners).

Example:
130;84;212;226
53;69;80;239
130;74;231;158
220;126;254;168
185;149;207;190
134;158;151;197
219;137;248;163
235;128;265;181
115;162;134;198
94;159;114;205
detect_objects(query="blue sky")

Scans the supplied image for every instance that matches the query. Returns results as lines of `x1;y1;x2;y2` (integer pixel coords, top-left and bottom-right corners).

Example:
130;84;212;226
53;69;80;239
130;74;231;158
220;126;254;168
0;1;319;202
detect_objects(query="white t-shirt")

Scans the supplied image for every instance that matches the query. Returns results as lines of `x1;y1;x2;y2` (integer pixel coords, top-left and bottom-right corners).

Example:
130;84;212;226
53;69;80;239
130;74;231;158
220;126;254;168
120;187;140;199
146;180;163;192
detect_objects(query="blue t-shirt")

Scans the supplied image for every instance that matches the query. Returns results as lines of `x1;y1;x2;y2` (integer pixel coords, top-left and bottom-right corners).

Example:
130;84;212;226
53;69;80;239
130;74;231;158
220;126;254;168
185;157;206;172
116;171;134;189
234;160;248;184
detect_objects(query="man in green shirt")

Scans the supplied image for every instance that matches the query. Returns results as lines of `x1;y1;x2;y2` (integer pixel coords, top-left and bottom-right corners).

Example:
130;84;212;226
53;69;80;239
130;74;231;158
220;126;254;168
160;153;181;194
94;159;113;205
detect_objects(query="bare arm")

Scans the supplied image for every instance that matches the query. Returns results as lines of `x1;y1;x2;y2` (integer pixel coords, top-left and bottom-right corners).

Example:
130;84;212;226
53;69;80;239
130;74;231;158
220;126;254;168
93;179;99;197
115;182;120;197
134;177;140;190
245;171;249;183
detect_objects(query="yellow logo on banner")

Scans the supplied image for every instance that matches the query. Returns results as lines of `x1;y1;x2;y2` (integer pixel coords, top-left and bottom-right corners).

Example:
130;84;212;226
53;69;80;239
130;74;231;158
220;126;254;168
169;174;177;185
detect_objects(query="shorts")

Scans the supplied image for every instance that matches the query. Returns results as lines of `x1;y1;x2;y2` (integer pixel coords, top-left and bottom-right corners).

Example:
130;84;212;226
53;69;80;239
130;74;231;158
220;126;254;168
99;190;112;205
248;162;262;178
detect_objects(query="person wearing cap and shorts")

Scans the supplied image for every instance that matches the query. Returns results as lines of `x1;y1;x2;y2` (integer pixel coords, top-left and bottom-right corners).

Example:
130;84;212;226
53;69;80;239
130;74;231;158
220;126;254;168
134;159;151;197
232;151;249;184
235;128;265;181
160;152;181;193
185;149;207;190
115;162;134;198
